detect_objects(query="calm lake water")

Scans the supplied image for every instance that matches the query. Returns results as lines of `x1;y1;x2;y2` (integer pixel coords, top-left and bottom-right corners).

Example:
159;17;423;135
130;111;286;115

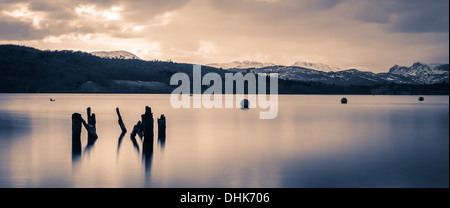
0;94;448;188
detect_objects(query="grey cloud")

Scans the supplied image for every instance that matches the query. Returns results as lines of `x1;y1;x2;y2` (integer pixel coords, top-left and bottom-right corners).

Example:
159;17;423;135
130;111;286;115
0;0;189;40
209;0;449;34
388;1;449;33
351;0;449;33
209;0;342;19
0;21;45;40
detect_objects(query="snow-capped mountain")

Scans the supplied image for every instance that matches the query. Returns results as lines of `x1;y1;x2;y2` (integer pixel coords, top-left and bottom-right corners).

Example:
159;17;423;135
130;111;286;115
216;62;448;86
206;60;276;69
292;61;341;72
249;66;397;86
388;62;449;84
90;50;140;60
207;60;341;71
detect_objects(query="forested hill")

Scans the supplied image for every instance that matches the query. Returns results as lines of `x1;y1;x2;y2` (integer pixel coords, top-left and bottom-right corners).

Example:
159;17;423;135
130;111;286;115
0;44;223;93
0;45;448;95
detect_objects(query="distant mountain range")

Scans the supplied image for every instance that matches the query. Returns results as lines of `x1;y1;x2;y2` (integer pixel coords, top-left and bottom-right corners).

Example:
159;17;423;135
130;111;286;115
0;44;448;94
206;60;341;71
90;50;140;60
207;60;276;69
207;61;449;86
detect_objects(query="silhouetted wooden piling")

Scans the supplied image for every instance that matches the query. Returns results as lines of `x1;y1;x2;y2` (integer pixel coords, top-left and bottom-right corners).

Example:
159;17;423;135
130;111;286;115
157;114;166;139
81;117;98;140
136;120;143;138
116;107;127;133
87;107;96;129
72;113;82;161
130;121;141;139
141;106;154;141
72;113;82;141
141;106;154;173
85;107;97;143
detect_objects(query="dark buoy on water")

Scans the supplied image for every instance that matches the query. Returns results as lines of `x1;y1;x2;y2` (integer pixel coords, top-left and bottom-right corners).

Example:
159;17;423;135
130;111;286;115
341;97;348;104
418;96;424;101
240;99;250;109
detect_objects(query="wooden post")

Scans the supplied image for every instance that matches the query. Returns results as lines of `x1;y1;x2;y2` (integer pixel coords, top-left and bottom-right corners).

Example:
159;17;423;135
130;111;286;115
116;107;127;133
87;107;96;129
130;121;140;139
157;114;166;148
86;107;97;143
137;120;143;138
72;113;82;141
157;114;166;139
141;106;154;173
72;113;82;161
141;106;154;141
81;117;98;140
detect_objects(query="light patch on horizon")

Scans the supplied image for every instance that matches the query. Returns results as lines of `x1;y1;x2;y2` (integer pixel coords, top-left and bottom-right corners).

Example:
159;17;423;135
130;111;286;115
194;40;218;58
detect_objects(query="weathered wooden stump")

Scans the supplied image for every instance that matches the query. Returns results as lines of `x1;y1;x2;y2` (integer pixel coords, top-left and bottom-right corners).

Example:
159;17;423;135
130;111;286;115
141;106;154;141
87;107;96;129
86;107;97;143
130;121;141;139
116;107;127;133
72;113;82;161
141;106;154;173
72;113;82;141
157;114;166;139
81;117;98;141
136;120;143;138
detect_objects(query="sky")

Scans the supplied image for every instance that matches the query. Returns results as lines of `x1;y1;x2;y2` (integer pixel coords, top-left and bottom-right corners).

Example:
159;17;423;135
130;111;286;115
0;0;448;72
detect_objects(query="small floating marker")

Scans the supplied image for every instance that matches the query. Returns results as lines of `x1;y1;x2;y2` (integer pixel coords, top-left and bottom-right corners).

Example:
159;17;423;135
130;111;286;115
240;99;250;109
418;97;424;101
341;97;348;104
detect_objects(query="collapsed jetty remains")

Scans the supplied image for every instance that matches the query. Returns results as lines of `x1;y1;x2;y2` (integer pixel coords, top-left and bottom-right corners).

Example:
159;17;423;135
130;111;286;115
72;106;167;155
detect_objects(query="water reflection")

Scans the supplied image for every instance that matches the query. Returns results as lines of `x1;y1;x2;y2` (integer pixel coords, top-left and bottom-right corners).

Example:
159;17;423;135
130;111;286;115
142;136;154;174
71;139;82;163
117;131;126;155
0;94;448;188
130;134;141;154
0;111;31;140
158;134;166;149
84;135;98;154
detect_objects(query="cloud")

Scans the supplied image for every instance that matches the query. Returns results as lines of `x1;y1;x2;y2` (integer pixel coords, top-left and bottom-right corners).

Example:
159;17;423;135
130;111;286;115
0;0;188;40
0;0;448;72
0;20;44;40
350;0;449;33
